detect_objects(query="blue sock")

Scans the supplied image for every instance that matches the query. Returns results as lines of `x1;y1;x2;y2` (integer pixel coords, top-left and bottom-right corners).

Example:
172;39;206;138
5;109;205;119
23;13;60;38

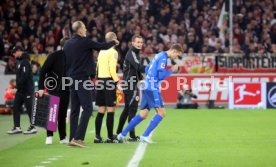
121;115;143;136
143;114;163;137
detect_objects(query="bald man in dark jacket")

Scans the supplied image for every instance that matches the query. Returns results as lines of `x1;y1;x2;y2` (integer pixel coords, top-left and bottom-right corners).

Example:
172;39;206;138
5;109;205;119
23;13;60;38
64;21;119;147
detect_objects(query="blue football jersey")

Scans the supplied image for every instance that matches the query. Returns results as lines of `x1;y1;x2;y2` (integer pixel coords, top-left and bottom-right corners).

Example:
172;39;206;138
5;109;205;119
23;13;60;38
143;51;173;90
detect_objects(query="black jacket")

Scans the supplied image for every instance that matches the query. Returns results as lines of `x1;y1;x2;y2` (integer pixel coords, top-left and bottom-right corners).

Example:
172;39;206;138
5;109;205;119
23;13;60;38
4;64;16;75
38;50;68;94
64;35;115;79
15;53;34;95
123;47;145;91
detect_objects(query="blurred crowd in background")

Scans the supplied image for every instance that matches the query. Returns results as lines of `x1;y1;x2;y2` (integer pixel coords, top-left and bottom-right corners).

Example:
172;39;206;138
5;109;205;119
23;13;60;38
1;0;276;75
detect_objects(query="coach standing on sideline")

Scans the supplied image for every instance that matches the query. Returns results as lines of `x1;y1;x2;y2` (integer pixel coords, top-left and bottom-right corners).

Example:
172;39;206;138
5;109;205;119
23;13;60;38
7;46;37;135
116;35;145;141
64;21;119;148
38;37;70;145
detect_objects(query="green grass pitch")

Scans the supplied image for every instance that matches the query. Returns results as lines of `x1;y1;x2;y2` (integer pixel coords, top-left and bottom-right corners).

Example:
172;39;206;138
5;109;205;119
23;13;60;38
1;109;276;167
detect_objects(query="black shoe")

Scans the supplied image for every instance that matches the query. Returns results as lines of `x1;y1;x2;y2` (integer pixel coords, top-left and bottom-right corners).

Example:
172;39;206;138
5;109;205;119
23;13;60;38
7;127;22;135
94;136;104;143
128;136;140;142
104;138;119;143
23;126;37;135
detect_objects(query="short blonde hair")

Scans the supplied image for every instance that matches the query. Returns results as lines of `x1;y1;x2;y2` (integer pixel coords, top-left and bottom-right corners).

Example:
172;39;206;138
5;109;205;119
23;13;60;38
105;32;117;43
170;43;184;53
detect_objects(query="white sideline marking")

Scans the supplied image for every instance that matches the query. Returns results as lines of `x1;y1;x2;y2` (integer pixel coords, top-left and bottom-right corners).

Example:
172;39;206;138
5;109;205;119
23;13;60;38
35;155;62;167
127;134;152;167
127;143;148;167
55;155;63;158
41;161;51;164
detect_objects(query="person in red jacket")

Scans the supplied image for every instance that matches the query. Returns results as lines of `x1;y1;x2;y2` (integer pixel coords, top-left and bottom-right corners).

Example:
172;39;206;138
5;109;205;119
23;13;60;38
4;79;16;107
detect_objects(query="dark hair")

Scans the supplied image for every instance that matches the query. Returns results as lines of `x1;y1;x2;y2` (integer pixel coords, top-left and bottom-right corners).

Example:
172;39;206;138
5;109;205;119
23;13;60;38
131;35;143;42
170;43;183;52
10;79;16;84
11;46;24;54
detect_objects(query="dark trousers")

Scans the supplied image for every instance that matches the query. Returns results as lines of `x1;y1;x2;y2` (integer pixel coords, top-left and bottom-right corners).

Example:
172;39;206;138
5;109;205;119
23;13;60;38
47;91;69;140
69;79;93;141
13;93;33;127
117;90;139;137
176;103;198;109
5;99;14;107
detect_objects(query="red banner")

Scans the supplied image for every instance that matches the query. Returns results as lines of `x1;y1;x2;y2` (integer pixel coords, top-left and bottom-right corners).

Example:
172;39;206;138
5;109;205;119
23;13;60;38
179;55;216;74
216;56;276;73
168;55;276;74
159;74;276;104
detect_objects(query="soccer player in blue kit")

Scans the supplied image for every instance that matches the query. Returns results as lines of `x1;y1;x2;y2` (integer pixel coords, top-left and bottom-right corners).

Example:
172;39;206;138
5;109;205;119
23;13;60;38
117;44;183;143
